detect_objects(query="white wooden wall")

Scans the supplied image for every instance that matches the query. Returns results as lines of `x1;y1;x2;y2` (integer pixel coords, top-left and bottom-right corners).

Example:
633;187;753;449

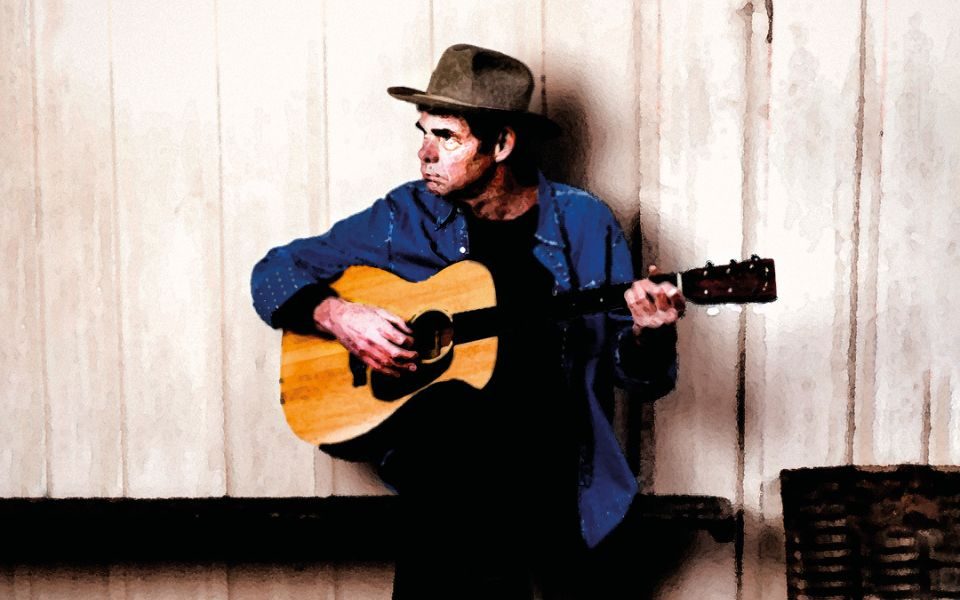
2;0;959;598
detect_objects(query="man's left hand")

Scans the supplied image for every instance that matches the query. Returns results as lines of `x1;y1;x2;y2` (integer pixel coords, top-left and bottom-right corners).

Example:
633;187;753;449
624;265;686;334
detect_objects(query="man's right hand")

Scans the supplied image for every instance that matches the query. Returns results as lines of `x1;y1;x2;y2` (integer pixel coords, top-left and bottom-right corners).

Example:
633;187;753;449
313;297;418;377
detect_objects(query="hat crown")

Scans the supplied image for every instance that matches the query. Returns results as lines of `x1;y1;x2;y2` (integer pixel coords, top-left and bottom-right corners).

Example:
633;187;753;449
425;44;534;112
387;44;559;137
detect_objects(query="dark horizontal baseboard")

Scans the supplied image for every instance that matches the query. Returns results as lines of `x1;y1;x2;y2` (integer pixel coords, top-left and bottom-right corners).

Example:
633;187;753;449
634;493;736;543
0;493;734;564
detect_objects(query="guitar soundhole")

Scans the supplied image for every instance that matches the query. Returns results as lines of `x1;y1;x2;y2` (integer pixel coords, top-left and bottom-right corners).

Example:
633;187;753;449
409;310;454;363
369;310;454;402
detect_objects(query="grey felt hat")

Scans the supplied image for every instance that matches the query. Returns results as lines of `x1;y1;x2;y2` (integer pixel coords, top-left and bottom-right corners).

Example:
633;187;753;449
388;44;560;137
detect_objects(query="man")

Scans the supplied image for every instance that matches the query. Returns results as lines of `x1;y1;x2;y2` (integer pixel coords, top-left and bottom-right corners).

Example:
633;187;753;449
251;44;684;599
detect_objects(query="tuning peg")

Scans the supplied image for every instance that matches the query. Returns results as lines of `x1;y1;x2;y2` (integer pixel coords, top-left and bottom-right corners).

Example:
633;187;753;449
730;259;737;265
702;260;714;277
750;254;760;261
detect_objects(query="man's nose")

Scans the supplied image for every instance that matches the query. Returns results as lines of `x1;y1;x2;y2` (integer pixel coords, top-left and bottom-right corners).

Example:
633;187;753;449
418;137;438;163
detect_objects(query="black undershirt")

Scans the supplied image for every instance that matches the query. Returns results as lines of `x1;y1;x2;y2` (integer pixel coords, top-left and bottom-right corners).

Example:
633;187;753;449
464;206;578;503
464;205;558;390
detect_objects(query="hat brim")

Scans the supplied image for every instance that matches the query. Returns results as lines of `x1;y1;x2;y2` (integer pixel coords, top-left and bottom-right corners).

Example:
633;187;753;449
387;86;561;138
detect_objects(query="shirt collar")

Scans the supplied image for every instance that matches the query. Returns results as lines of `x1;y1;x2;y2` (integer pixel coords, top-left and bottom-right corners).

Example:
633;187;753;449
411;181;458;229
418;172;566;249
532;172;565;248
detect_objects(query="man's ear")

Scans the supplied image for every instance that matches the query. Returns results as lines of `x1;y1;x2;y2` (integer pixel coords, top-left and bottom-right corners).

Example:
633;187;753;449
493;127;516;163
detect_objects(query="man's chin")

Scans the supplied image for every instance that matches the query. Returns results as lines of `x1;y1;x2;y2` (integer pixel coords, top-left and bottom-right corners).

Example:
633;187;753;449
424;179;448;196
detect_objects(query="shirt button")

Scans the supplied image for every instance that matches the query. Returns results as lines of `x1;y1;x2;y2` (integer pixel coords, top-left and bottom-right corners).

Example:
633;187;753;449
459;246;466;254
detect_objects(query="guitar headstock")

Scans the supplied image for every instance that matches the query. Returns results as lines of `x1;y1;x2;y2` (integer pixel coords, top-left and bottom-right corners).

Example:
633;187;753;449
679;256;777;305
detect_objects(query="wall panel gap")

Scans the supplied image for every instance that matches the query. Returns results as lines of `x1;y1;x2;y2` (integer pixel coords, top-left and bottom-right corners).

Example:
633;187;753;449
28;0;51;497
212;0;231;495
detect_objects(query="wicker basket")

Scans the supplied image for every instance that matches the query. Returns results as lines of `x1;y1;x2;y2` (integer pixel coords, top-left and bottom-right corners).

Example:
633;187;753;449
781;465;960;600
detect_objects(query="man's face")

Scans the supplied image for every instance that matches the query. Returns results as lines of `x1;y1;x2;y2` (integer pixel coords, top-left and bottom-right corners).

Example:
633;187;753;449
416;112;496;198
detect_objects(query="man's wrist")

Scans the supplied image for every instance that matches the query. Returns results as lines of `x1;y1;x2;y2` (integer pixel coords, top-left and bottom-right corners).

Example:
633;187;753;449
313;296;345;334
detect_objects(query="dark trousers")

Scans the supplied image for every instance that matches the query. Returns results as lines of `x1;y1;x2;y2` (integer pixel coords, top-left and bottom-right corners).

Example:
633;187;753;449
323;381;632;599
389;487;645;600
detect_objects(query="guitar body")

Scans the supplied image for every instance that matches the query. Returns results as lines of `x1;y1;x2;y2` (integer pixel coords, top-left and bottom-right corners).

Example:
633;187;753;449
280;261;498;445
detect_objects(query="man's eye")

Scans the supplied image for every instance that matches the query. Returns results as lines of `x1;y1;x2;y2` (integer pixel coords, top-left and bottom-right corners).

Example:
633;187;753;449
440;137;461;151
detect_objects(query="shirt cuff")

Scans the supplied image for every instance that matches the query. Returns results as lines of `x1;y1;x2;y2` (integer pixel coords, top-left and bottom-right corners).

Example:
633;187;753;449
270;283;337;333
616;323;678;397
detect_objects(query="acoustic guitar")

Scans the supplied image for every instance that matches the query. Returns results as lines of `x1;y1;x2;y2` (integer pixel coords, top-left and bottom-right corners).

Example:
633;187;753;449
279;256;776;445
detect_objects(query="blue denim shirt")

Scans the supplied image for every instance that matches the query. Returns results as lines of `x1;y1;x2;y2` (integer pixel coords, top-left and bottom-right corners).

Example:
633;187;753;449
251;173;677;548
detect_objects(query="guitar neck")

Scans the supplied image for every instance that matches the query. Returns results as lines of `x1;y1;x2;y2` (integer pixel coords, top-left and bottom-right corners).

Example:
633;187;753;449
451;273;678;345
452;257;777;345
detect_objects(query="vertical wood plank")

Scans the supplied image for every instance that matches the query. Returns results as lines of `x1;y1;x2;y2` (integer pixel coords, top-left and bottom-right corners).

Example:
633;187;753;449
227;564;336;600
744;2;864;599
931;366;960;464
0;565;14;598
10;567;121;600
117;565;227;600
741;1;777;599
334;563;393;600
853;0;887;469
542;0;640;221
323;0;432;496
753;2;862;472
651;0;744;501
8;567;33;600
324;0;432;226
634;0;665;493
111;0;225;497
0;0;46;497
863;0;960;465
3;566;244;600
33;0;122;498
637;0;664;270
647;2;747;597
8;566;348;599
4;567;36;599
218;0;323;497
944;366;960;464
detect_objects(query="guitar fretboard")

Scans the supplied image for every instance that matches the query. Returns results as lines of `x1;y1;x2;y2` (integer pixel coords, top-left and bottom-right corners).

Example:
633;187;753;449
451;272;681;345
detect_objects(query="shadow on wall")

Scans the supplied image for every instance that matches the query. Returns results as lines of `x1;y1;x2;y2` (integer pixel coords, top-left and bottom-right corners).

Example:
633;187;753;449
539;91;592;200
536;80;793;600
539;87;656;262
